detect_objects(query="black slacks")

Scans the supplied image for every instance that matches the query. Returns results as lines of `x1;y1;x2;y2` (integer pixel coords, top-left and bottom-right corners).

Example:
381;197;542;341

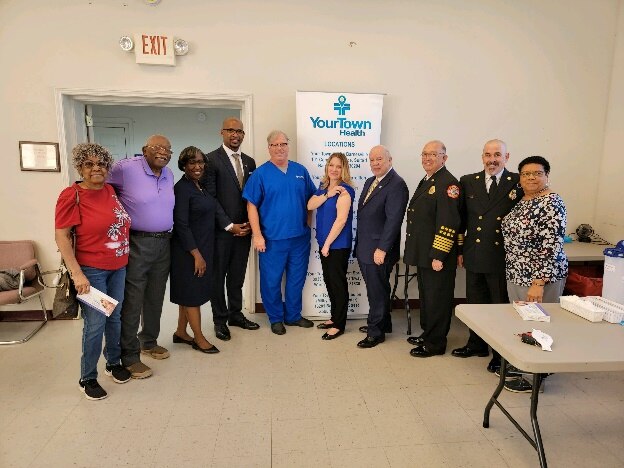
416;266;456;353
211;232;251;325
320;248;350;331
465;270;508;352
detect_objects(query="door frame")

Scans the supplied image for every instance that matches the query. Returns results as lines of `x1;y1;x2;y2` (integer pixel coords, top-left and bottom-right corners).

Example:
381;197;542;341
54;88;256;314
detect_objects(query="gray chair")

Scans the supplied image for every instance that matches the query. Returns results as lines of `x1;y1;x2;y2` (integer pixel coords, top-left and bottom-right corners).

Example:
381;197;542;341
0;240;48;344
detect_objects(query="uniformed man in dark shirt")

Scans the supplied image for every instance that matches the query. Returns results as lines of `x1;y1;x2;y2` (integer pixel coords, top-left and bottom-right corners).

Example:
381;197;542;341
404;140;461;357
452;139;521;373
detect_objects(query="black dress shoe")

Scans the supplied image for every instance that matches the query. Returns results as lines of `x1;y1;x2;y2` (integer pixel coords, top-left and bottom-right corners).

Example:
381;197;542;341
322;329;344;340
271;322;286;335
359;325;392;334
192;341;220;354
214;324;231;341
172;333;194;346
284;317;314;328
486;358;501;374
451;345;489;358
407;336;424;346
357;335;385;348
410;345;445;358
228;317;260;330
317;321;334;329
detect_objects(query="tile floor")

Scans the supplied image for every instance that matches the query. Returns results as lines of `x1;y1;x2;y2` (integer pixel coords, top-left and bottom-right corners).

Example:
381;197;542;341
1;306;623;468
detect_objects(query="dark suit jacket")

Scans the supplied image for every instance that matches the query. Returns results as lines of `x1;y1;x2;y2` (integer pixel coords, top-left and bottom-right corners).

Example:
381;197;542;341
459;168;522;273
355;168;409;265
403;166;461;269
200;146;256;231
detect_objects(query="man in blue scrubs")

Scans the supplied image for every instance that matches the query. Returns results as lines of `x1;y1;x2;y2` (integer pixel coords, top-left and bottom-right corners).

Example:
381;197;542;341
243;130;316;335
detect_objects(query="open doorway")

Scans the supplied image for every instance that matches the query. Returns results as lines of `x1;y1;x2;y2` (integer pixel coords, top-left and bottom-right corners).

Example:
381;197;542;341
54;88;256;315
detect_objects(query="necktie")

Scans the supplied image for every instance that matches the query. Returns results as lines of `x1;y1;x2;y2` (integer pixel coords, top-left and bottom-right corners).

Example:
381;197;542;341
363;178;379;204
488;176;498;198
233;153;243;189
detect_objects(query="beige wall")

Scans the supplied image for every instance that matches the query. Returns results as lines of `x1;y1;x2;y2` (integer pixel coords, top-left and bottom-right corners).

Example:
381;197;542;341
597;0;624;244
0;0;622;306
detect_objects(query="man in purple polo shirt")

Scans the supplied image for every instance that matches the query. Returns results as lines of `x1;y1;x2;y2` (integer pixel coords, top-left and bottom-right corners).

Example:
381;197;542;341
109;134;175;379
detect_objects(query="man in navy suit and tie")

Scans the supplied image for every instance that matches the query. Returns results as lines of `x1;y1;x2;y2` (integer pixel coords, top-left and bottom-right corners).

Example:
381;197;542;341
451;139;521;372
355;145;409;348
201;117;260;341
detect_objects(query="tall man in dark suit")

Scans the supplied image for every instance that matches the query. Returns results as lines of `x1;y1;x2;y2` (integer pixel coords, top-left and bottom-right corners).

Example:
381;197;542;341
201;117;260;341
452;139;521;373
404;140;461;358
355;145;409;348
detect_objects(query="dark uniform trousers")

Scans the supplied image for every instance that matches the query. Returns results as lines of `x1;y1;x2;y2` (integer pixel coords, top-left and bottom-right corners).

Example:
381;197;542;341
465;270;509;351
417;267;456;352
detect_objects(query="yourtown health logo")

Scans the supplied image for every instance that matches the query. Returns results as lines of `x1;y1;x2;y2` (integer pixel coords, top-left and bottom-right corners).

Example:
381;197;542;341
309;95;371;136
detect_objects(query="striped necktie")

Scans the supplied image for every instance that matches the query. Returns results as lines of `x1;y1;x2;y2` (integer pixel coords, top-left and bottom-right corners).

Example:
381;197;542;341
363;178;379;204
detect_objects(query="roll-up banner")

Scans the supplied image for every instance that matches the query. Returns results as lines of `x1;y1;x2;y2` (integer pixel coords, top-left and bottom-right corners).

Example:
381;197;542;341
296;91;384;318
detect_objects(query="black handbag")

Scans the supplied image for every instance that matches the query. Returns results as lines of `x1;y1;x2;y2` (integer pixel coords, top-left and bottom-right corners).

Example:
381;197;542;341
52;262;79;319
52;186;80;319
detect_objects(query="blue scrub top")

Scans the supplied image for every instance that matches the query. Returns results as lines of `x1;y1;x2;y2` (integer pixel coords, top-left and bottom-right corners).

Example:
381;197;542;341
243;160;316;241
314;182;355;250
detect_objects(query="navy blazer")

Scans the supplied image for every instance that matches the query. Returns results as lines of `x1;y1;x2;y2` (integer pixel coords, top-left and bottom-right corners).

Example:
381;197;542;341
355;168;409;265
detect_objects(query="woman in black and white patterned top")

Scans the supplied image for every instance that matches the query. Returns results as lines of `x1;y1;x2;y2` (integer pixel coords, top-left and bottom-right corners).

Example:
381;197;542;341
502;156;568;303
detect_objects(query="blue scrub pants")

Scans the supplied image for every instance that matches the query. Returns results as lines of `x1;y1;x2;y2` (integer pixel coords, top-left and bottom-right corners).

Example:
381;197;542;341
259;233;311;324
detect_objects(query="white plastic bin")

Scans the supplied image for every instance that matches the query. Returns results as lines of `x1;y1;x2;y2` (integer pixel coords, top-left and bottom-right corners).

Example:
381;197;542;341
603;244;624;305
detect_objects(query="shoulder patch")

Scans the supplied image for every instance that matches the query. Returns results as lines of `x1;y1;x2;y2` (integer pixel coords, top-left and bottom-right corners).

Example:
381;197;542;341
447;185;460;199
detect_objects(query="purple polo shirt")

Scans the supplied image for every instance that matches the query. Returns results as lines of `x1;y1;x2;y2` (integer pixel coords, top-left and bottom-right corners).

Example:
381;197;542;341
108;156;174;232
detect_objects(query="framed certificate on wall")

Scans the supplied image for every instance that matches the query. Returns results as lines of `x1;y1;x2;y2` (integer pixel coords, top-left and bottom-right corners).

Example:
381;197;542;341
19;141;61;172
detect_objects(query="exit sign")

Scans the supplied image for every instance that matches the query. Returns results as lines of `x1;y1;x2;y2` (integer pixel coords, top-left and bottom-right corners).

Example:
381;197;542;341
134;33;174;66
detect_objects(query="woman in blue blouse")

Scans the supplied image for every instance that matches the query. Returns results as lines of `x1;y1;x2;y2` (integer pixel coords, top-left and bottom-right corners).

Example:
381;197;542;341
307;153;355;340
502;155;568;303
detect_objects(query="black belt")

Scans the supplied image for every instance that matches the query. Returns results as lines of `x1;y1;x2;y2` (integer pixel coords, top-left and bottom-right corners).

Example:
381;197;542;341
130;230;172;238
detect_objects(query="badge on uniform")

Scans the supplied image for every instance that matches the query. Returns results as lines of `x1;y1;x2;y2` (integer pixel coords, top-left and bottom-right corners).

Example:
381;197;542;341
509;189;517;200
428;186;436;195
447;185;459;199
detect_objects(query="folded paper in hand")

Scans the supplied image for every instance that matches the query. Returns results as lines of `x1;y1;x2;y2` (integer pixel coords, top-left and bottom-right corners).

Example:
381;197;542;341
77;287;118;317
513;301;550;322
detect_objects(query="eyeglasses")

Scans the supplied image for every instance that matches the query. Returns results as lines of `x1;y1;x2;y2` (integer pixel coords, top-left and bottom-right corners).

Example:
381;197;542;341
520;170;546;178
269;142;288;149
421;152;445;159
223;128;245;136
147;145;173;155
82;161;108;169
187;160;205;167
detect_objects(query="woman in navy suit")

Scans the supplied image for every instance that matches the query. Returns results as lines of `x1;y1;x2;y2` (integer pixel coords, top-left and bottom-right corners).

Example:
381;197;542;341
170;146;219;354
307;153;355;340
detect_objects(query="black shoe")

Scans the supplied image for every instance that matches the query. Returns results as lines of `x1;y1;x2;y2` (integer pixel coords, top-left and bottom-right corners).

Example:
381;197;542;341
504;377;533;393
79;379;108;400
271;322;286;335
228;317;260;330
359;325;392;334
357;335;385;348
172;333;194;346
214;324;231;341
486;358;501;374
284;317;314;328
104;364;131;384
322;329;344;340
317;321;334;329
451;345;489;358
410;345;445;358
192;341;220;354
407;336;424;345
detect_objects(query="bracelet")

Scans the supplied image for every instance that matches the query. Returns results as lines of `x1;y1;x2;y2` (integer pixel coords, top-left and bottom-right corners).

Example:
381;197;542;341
323;192;328;198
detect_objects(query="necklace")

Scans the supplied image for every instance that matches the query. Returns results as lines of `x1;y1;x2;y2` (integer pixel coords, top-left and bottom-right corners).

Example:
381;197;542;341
524;185;549;200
